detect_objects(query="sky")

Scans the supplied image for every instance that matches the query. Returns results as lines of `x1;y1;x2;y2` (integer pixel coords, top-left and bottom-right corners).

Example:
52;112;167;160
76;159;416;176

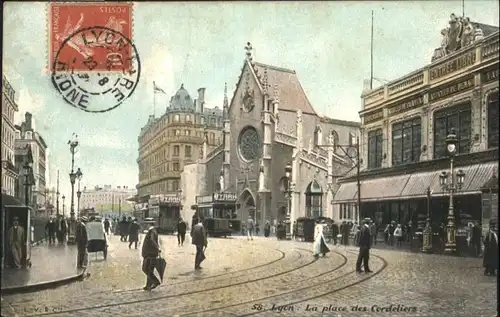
3;1;499;200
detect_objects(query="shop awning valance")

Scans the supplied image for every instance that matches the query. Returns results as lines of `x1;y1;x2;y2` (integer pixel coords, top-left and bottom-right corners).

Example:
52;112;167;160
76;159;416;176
333;161;498;202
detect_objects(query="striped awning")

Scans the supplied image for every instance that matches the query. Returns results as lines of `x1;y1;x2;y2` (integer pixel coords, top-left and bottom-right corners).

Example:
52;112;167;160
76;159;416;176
333;161;498;202
333;174;410;203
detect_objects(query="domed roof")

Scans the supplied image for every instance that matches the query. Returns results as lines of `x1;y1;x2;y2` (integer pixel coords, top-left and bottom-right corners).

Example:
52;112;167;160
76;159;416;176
170;84;195;110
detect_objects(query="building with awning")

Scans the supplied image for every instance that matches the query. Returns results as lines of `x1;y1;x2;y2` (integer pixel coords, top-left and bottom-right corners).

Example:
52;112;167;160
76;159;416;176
333;14;498;228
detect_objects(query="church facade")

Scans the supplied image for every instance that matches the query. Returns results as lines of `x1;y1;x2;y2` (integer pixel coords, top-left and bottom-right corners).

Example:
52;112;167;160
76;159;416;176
180;44;360;226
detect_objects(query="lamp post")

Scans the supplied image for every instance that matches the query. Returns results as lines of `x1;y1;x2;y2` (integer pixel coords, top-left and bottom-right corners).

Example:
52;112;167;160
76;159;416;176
23;161;34;207
67;134;79;244
281;162;295;240
438;128;466;254
422;187;433;253
44;188;50;216
76;168;83;217
62;195;66;217
56;170;60;216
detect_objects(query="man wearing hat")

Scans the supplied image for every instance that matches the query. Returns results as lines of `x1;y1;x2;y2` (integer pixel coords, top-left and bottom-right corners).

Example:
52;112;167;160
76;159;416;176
8;216;25;268
356;218;373;274
76;216;89;268
483;220;498;276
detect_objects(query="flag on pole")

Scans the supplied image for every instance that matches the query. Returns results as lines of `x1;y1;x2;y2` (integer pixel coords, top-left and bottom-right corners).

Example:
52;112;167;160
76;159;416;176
153;81;166;94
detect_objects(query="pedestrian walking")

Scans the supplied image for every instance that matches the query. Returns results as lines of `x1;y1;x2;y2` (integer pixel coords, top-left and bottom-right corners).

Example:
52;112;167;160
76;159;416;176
331;221;339;245
7;217;25;269
369;221;377;246
75;217;88;269
483;220;498;276
119;217;128;242
191;217;207;270
246;215;255;241
353;225;361;246
313;220;330;257
128;219;141;249
356;218;373;274
104;218;111;235
177;218;187;246
255;221;260;236
57;216;68;244
45;216;57;245
471;222;482;257
264;221;271;237
141;226;161;290
394;224;403;247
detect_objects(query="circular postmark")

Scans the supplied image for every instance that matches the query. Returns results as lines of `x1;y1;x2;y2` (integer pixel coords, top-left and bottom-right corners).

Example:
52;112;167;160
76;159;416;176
51;26;141;113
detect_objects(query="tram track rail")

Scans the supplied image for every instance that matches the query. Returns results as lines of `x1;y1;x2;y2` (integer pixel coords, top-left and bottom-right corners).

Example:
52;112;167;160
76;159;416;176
21;248;321;316
7;245;288;306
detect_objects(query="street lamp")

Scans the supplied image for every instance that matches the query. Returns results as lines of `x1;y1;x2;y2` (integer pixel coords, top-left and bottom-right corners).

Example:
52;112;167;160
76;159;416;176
76;168;83;217
62;195;66;217
23;161;34;207
281;162;295;240
438;128;466;254
67;134;79;244
422;187;433;253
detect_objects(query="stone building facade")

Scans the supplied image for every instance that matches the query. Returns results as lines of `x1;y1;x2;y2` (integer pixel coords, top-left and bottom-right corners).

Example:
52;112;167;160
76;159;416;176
136;84;223;200
1;75;19;197
14;112;48;211
335;15;499;231
181;44;360;226
80;185;136;214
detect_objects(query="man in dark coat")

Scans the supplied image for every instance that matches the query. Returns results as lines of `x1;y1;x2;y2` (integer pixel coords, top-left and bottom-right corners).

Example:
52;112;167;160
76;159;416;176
45;217;57;245
356;218;373;273
119;217;128;242
191;217;207;270
177;218;187;246
331;220;339;245
128;219;141;249
75;217;88;268
471;222;482;257
341;221;350;245
104;218;111;235
483;221;498;276
141;226;161;290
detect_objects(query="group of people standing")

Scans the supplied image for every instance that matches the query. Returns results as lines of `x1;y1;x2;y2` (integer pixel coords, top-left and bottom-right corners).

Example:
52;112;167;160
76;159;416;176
116;216;141;249
44;215;69;245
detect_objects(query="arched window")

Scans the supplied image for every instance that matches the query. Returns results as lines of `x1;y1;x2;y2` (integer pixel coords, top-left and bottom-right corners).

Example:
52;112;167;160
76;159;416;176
186;114;191;123
305;180;323;218
174;114;180;122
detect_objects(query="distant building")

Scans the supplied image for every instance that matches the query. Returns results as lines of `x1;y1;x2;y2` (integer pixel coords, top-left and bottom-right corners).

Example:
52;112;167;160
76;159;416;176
14;112;49;211
14;144;35;207
136;84;223;200
1;75;19;197
79;185;136;214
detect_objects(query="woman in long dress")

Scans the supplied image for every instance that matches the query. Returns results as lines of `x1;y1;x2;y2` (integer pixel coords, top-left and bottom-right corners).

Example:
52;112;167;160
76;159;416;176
313;220;330;258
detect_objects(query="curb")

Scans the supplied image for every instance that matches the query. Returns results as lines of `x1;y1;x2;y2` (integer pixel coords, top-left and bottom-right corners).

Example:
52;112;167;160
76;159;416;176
1;268;87;295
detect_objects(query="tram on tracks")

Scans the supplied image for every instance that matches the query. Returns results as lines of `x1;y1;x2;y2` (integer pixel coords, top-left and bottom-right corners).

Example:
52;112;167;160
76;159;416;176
295;216;333;242
157;195;182;234
192;192;241;237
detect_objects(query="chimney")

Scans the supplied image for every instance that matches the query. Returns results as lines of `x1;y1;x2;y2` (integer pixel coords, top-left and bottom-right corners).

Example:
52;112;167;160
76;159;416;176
25;112;33;130
197;88;205;113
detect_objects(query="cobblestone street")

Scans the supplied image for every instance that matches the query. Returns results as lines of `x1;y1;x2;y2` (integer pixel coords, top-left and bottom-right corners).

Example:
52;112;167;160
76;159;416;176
1;235;497;317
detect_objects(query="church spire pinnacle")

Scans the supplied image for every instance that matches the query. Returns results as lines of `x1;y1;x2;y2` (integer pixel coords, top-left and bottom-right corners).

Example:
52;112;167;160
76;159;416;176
245;42;253;62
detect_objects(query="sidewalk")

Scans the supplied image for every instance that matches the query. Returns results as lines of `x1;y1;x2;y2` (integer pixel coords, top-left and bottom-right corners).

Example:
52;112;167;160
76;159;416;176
1;243;86;294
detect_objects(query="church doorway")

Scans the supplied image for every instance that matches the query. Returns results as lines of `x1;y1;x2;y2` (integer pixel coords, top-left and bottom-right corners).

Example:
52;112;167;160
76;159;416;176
238;189;256;225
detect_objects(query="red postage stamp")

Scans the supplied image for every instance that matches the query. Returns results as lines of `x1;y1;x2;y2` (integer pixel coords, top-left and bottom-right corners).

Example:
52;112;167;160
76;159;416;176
49;2;133;72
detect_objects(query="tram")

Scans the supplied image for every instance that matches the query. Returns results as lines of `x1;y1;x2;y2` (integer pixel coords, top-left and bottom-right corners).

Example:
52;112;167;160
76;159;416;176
157;195;182;234
192;192;241;237
295;216;333;242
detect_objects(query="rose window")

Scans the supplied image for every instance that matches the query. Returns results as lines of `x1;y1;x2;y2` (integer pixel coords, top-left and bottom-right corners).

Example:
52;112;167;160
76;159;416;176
238;127;261;161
